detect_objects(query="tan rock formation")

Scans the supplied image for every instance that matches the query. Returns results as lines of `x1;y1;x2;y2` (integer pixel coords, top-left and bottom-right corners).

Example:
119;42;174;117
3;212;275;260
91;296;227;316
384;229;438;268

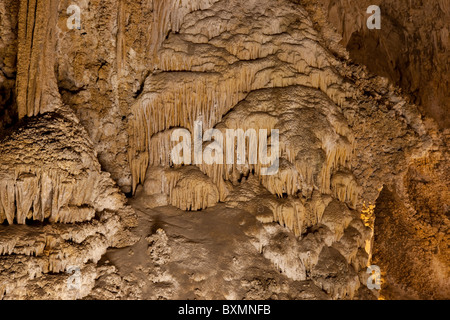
0;0;447;300
307;0;450;129
0;106;137;299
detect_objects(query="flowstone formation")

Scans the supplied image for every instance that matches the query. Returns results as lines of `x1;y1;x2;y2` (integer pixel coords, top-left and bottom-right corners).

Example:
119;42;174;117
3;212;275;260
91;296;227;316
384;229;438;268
0;0;448;300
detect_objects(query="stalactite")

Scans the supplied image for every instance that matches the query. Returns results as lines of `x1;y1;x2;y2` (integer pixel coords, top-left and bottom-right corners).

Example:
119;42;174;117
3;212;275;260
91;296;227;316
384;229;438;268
331;171;359;209
125;2;366;273
128;8;353;193
267;198;306;237
133;80;356;227
305;192;333;225
0;169;104;224
150;0;221;60
16;0;61;119
143;166;220;211
0;109;126;225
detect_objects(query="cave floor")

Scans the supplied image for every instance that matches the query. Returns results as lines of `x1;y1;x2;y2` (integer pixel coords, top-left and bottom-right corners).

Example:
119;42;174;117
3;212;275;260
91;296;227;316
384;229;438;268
100;193;330;300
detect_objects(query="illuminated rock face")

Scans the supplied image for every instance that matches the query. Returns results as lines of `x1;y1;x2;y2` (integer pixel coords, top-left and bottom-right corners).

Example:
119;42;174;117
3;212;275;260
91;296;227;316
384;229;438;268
0;0;447;300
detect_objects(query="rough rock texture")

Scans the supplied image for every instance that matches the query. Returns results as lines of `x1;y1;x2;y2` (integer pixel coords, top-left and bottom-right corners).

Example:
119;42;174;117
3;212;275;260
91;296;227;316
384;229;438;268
0;106;137;299
56;0;221;194
0;0;448;300
0;107;123;224
16;0;62;118
308;0;450;129
372;134;450;300
301;0;450;299
0;0;18;131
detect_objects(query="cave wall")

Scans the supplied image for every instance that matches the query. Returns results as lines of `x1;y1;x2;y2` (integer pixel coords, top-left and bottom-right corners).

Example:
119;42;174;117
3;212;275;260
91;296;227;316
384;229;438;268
0;0;18;132
0;0;447;300
305;0;450;299
373;179;449;299
2;0;219;193
313;0;450;129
